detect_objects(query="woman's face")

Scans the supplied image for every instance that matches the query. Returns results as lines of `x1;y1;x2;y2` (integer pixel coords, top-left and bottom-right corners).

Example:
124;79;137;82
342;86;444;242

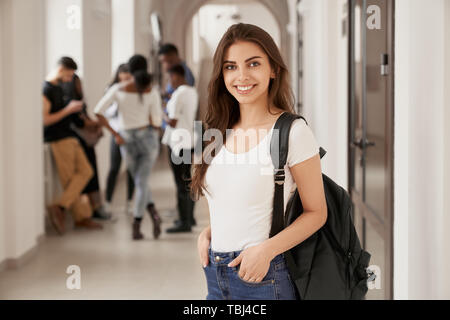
118;71;132;82
222;40;275;106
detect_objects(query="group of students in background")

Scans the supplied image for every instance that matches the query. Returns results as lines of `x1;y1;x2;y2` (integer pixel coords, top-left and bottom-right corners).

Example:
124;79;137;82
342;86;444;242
43;43;198;240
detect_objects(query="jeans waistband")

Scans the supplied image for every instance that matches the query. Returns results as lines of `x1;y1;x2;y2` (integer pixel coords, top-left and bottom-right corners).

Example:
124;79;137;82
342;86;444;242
123;125;152;133
208;247;285;266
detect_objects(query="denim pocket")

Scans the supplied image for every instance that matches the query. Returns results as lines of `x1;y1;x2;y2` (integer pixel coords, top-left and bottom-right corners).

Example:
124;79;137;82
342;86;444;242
233;265;275;287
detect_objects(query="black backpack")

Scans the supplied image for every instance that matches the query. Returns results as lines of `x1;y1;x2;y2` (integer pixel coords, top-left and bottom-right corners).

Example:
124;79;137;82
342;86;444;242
269;112;372;300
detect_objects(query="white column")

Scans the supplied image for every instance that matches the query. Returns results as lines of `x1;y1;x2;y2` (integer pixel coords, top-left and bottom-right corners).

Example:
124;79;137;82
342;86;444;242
296;0;348;188
394;0;448;299
442;0;450;300
134;0;154;59
393;0;410;300
46;0;83;75
0;0;7;266
0;0;46;268
111;0;135;71
81;0;112;192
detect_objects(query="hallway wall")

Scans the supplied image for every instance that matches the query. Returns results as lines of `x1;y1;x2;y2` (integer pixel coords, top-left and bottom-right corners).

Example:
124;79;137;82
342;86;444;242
111;0;155;71
394;0;450;300
164;0;291;78
0;0;46;269
46;0;83;75
0;0;5;266
82;0;112;192
296;0;348;188
444;0;450;300
111;0;135;72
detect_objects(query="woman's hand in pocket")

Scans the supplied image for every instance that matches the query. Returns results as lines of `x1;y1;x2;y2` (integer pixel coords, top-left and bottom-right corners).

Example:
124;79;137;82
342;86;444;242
197;226;211;267
228;243;272;283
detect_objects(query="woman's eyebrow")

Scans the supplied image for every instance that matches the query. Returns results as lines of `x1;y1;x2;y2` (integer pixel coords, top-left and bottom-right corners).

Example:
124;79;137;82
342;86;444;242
223;56;263;64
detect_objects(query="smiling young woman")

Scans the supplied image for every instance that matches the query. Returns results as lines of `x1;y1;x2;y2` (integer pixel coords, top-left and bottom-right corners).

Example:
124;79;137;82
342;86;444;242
191;23;327;300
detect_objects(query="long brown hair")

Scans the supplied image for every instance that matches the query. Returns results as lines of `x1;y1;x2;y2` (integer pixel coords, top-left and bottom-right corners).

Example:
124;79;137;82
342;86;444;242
190;23;295;200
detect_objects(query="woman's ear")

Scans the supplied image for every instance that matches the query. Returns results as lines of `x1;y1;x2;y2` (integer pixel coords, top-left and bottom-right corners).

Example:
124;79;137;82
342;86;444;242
270;66;280;79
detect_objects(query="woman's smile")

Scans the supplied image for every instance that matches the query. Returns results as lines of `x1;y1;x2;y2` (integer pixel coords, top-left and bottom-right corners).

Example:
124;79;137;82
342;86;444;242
235;84;257;95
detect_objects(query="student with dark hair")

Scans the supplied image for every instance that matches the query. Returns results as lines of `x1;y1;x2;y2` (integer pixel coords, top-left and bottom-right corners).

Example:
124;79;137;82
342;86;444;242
158;43;179;56
57;56;78;70
167;64;185;78
125;54;165;215
158;43;196;131
158;43;195;97
192;24;327;300
43;57;103;234
94;56;163;240
104;64;135;215
162;64;198;233
128;54;148;74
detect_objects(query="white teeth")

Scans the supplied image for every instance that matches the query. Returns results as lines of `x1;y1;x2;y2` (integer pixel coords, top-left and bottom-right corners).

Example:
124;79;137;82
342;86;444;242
237;85;254;91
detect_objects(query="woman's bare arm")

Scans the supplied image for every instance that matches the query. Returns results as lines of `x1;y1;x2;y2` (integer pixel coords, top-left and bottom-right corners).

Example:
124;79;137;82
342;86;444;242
261;153;328;259
95;113;119;137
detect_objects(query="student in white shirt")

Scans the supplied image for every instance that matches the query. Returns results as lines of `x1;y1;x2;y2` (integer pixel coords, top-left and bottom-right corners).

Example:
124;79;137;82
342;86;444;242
94;55;163;241
190;23;327;300
103;64;135;216
161;64;199;233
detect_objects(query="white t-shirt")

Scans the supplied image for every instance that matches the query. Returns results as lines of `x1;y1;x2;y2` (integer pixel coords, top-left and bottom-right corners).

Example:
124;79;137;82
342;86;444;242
161;85;198;156
103;102;120;132
94;82;163;131
204;117;320;252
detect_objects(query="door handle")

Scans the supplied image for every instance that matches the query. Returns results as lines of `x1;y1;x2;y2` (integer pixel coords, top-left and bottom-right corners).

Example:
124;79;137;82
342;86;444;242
352;138;376;149
381;53;389;76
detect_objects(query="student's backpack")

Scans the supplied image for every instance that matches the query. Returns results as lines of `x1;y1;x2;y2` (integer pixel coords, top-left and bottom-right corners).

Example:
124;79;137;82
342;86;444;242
269;112;372;300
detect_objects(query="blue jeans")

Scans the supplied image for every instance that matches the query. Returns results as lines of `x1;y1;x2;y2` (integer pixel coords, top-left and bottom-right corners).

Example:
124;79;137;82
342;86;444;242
203;247;297;300
120;126;159;219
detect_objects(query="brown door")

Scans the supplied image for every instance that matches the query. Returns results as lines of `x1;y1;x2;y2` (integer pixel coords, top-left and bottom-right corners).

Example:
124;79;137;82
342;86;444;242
349;0;394;299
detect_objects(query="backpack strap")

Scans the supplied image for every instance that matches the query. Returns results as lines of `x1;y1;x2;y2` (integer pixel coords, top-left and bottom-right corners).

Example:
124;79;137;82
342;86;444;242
269;112;327;237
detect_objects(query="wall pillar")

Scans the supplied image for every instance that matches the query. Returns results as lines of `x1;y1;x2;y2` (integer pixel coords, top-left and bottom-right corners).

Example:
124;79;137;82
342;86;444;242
0;0;46;269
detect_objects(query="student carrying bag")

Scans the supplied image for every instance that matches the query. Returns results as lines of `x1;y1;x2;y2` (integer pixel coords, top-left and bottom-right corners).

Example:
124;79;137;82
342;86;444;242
269;112;372;300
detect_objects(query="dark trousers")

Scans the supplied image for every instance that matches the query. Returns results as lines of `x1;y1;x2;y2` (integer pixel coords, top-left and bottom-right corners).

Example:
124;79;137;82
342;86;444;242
75;134;99;194
106;135;135;202
168;147;195;225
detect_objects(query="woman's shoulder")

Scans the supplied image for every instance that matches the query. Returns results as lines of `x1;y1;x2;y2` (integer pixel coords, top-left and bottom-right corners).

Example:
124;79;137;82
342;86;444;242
175;84;196;97
291;116;308;128
289;116;314;141
106;82;124;94
119;81;151;94
287;116;319;167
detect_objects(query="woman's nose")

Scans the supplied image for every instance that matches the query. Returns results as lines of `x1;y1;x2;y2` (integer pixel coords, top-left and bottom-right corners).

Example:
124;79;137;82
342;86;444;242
237;67;250;81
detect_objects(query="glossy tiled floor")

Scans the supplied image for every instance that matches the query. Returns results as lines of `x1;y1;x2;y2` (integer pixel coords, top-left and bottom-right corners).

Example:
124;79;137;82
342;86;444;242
0;146;210;299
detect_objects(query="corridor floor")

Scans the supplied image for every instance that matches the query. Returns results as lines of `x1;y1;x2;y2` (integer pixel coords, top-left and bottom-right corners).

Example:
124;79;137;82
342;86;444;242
0;146;209;299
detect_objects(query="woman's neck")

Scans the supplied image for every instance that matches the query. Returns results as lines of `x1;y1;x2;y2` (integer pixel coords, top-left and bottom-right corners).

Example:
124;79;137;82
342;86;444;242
122;82;151;93
237;96;279;129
